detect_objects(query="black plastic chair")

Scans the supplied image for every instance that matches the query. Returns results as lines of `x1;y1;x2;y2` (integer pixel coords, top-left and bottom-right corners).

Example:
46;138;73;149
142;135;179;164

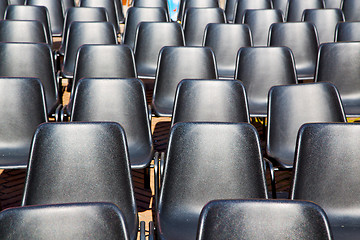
70;78;153;170
315;42;360;118
61;21;118;79
203;23;252;78
268;22;319;81
0;20;47;44
0;42;61;116
0;0;8;19
9;0;24;4
26;0;64;36
61;0;74;15
171;79;250;126
79;0;121;34
58;7;108;55
272;0;288;18
335;21;360;42
132;0;169;17
302;9;344;44
324;0;342;8
0;77;47;169
134;22;184;80
156;122;268;240
341;0;360;21
197;199;333;240
152;46;218;117
123;7;168;49
291;122;360;240
5;5;52;47
22;122;141;240
233;0;272;24
0;202;130;240
266;82;346;170
178;0;219;23
235;46;298;117
286;0;324;22
183;7;225;46
241;9;283;47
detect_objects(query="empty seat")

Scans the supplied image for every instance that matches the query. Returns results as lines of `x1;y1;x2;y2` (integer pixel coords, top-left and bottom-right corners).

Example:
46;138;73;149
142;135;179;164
233;0;272;23
235;46;298;117
156;122;268;240
0;77;47;169
291;122;360;240
335;21;360;42
178;0;219;23
241;9;283;47
302;9;344;44
203;23;252;78
0;202;130;240
0;20;47;44
315;42;360;118
342;0;360;21
268;22;319;81
132;0;169;17
286;0;324;22
152;46;218;117
22;122;139;240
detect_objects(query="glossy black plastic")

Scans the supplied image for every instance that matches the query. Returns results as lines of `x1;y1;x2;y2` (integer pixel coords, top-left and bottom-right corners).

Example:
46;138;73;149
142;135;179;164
291;122;360;240
114;0;125;23
324;0;342;8
132;0;169;17
272;0;288;18
0;0;7;19
241;9;283;47
152;46;218;117
0;20;47;44
315;42;360;117
171;79;250;125
9;0;24;4
183;7;225;46
123;7;168;49
134;22;184;79
61;21;117;78
268;22;319;81
203;23;252;78
179;0;219;23
71;78;153;169
236;46;298;117
286;0;324;22
233;0;272;24
0;202;130;240
224;0;236;22
26;0;64;36
61;0;74;15
335;22;360;42
266;82;346;169
341;0;360;21
157;122;268;240
22;122;138;240
0;77;47;169
197;199;333;240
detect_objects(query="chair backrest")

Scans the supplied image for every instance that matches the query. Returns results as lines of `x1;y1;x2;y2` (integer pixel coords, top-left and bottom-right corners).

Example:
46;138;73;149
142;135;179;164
0;202;130;240
0;42;59;115
197;199;333;240
171;79;250;126
22;122;138;240
157;122;268;240
5;5;52;46
286;0;325;22
71;78;153;169
0;77;47;169
324;0;342;8
241;9;283;47
341;0;360;21
315;42;360;118
62;21;118;78
236;46;298;117
132;0;169;17
9;0;24;4
203;23;252;78
291;123;360;229
79;0;120;33
0;0;8;20
61;0;74;15
123;7;168;49
266;82;346;169
272;0;288;18
335;21;360;42
268;22;319;81
0;20;47;44
26;0;64;36
233;0;272;23
59;7;108;55
179;0;219;23
302;9;344;44
152;46;218;117
134;22;185;79
72;44;137;95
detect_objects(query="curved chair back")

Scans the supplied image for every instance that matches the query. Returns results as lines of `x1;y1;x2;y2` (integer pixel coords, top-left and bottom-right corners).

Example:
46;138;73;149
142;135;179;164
0;203;130;240
272;0;288;18
197;199;333;240
203;23;252;78
236;46;298;117
9;0;24;4
134;22;184;79
0;77;47;169
22;122;138;240
132;0;169;17
0;0;8;20
0;20;47;44
234;0;272;23
179;0;219;23
286;0;324;22
71;78;153;169
266;82;346;169
268;22;319;81
61;0;74;15
171;79;250;125
152;46;218;117
324;0;342;8
341;0;360;21
335;21;360;42
315;42;360;117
